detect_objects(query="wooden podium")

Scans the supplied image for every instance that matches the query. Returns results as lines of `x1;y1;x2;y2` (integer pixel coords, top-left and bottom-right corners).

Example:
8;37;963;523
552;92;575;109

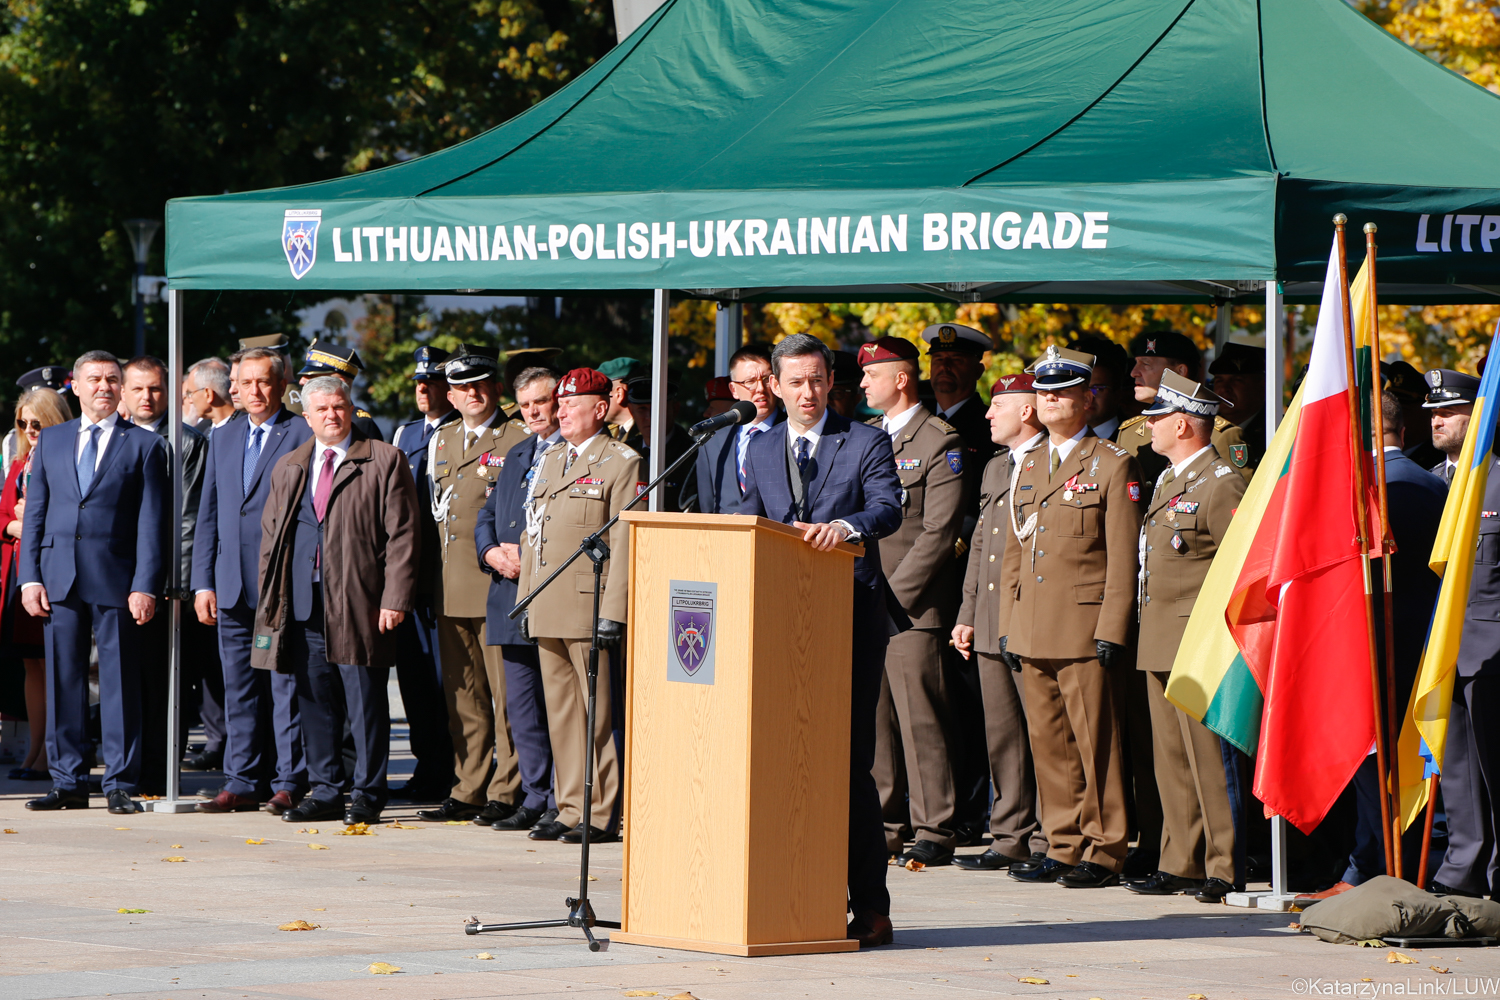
611;511;861;956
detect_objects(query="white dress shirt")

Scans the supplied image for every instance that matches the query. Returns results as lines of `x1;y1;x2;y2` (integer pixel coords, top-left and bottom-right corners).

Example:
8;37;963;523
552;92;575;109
1170;444;1215;480
1048;423;1090;468
880;403;920;442
736;414;776;478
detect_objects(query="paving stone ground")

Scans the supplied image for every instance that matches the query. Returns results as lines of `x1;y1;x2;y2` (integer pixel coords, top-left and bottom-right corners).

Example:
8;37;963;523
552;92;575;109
3;714;1498;999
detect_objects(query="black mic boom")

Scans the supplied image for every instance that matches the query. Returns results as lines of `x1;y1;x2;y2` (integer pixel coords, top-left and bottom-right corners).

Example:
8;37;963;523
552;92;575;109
689;400;758;436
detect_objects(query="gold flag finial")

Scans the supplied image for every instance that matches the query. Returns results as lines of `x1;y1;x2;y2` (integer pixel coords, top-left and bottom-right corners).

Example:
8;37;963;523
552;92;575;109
1333;213;1348;226
1364;222;1378;235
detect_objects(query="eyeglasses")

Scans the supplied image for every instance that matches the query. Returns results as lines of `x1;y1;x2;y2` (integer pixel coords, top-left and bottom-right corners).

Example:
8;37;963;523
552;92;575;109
732;374;772;389
15;419;41;431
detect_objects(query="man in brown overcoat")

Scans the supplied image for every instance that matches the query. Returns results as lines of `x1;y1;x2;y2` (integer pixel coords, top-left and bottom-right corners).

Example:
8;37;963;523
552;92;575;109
254;376;419;826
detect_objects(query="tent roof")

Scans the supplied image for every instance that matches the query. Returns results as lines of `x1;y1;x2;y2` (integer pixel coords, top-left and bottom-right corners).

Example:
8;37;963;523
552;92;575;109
166;0;1500;300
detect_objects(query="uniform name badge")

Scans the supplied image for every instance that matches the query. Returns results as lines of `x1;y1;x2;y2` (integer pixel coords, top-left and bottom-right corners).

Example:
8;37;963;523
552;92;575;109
668;580;717;686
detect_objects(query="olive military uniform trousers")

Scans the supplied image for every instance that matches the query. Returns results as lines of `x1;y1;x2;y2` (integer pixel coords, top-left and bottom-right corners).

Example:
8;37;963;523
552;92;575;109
874;627;958;851
536;638;621;831
1145;671;1235;882
438;615;521;807
975;652;1048;859
1020;656;1129;871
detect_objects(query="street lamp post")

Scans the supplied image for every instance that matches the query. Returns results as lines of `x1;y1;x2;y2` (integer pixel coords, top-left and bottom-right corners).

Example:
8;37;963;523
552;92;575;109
123;219;162;358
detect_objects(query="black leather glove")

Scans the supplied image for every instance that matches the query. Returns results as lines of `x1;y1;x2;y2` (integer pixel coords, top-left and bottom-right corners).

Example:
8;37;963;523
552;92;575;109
1096;639;1125;670
520;610;537;645
998;635;1023;673
595;618;625;649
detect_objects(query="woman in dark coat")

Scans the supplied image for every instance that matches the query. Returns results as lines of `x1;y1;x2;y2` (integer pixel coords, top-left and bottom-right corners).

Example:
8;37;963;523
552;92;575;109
3;387;71;780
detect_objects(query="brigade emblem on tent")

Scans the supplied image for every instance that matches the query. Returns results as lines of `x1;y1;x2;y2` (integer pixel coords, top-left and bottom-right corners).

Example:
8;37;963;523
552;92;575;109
282;209;322;280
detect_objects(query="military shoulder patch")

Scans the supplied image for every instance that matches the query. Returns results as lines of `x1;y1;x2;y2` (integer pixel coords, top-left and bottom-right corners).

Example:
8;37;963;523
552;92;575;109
1229;443;1248;468
946;449;964;474
1127;481;1141;502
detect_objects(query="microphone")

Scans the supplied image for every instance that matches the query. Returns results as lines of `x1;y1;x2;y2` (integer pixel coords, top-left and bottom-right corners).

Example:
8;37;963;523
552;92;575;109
689;400;758;437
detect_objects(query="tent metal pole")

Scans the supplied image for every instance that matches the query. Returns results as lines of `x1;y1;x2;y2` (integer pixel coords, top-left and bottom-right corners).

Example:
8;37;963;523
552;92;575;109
649;289;669;512
1266;280;1285;434
1214;298;1232;359
714;303;741;378
153;287;194;813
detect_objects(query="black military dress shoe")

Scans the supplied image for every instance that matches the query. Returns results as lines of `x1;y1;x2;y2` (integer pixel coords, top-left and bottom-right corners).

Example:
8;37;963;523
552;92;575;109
106;790;142;814
1009;858;1074;883
1056;860;1120;888
560;823;617;844
1430;880;1483;898
416;798;482;822
1127;871;1204;895
954;849;1030;871
1195;878;1235;903
182;749;223;771
952;820;986;848
492;805;547;831
1122;847;1159;879
282;797;345;823
900;840;954;867
26;788;89;810
345;802;381;825
473;800;519;826
528;819;572;841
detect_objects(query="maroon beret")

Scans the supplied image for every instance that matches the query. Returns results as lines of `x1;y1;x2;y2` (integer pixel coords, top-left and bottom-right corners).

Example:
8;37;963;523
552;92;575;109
704;376;734;401
857;336;921;367
990;372;1037;394
554;367;611;398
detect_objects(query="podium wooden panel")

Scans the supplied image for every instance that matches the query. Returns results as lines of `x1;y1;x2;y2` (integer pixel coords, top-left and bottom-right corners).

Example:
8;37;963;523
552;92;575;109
612;511;860;956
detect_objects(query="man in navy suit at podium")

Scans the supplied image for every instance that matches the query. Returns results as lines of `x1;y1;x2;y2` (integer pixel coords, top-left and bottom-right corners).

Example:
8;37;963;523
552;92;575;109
21;350;168;814
739;333;905;948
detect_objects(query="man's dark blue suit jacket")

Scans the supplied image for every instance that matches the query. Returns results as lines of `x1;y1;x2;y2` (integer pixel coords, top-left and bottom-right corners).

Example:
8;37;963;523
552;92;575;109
695;412;784;515
739;409;903;600
191;406;313;610
476;433;545;645
20;418;168;606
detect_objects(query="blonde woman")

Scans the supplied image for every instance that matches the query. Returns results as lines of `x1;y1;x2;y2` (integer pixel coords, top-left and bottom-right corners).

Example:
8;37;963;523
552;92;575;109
3;387;71;780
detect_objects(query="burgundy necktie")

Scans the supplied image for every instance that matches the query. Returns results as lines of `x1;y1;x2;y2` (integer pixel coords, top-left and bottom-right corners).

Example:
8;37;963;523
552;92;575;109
313;448;336;522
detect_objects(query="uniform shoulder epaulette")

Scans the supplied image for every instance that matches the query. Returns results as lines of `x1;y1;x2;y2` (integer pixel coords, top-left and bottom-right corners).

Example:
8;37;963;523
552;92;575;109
1213;415;1233;431
1119;414;1148;432
1101;440;1129;457
864;415;881;427
607;438;642;459
929;415;957;435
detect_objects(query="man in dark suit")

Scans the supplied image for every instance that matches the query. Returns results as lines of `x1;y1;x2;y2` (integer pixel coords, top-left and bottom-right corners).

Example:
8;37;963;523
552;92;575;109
21;350;168;814
121;355;210;795
739;333;904;948
386;346;459;800
254;377;419;826
191;347;312;813
476;365;563;833
695;345;779;515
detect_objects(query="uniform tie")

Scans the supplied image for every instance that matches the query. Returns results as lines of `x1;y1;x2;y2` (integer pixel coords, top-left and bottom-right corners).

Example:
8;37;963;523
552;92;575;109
1446;463;1456;485
76;424;101;495
313;448;336;522
795;436;811;479
1048;446;1060;478
242;425;263;497
564;447;578;475
465;430;480;452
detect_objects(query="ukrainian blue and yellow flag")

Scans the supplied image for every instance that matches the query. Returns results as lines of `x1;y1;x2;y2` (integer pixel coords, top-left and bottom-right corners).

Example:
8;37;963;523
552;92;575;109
1397;321;1500;828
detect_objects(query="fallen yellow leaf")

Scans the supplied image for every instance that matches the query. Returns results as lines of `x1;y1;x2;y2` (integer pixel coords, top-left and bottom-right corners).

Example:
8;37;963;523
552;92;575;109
1388;951;1418;965
117;908;149;913
368;962;401;975
308;843;330;850
278;920;319;931
669;995;697;1000
312;907;326;911
170;844;183;849
904;859;926;872
114;827;131;831
1432;966;1451;974
444;820;467;825
246;838;266;845
1067;974;1078;978
387;821;419;829
622;992;659;997
983;957;992;962
1018;978;1049;985
161;856;187;863
1189;994;1209;999
475;952;493;960
338;823;375;836
2;829;16;834
1362;979;1374;983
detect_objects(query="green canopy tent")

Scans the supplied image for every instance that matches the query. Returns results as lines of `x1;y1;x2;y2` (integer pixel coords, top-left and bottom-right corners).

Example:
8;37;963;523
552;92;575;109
152;0;1500;865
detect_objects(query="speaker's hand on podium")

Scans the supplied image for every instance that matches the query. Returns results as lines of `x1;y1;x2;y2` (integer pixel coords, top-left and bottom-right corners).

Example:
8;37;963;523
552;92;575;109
595;618;625;648
793;520;849;551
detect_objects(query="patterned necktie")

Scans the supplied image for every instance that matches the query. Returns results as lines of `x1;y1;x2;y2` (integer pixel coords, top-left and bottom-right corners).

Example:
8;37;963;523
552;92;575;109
313;448;336;522
1049;447;1060;478
76;424;101;494
737;426;761;492
795;436;811;479
564;447;577;474
243;425;263;497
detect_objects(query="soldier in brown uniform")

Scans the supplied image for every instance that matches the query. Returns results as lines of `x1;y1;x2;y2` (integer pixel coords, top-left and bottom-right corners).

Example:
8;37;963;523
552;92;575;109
1128;370;1244;903
416;345;532;825
1119;330;1251;486
952;372;1050;871
857;337;967;866
517;368;641;844
1000;345;1142;888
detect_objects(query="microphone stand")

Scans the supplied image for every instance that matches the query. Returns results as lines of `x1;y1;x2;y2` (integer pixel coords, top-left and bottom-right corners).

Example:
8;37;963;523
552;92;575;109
465;423;723;951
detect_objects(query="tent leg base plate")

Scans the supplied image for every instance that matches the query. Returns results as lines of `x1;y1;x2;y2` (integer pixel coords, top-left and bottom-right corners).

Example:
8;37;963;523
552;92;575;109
147;799;200;813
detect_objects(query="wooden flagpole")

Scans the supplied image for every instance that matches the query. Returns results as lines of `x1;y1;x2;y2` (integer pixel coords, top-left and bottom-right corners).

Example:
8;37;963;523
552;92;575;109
1418;774;1438;888
1364;222;1405;879
1334;214;1395;878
